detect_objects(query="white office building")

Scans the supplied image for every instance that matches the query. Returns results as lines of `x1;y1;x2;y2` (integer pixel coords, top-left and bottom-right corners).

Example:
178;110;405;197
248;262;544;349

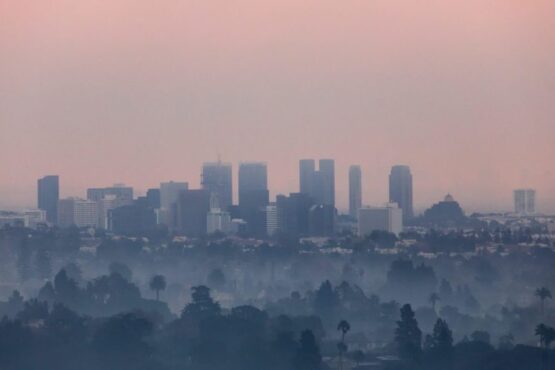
207;208;231;234
58;198;98;228
358;203;403;236
265;204;278;236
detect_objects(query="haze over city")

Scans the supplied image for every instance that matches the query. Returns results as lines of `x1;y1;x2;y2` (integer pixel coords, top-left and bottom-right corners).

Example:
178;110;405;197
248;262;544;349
2;0;555;213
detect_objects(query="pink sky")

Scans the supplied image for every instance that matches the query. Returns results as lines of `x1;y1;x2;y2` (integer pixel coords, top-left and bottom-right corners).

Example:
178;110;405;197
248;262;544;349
1;0;554;213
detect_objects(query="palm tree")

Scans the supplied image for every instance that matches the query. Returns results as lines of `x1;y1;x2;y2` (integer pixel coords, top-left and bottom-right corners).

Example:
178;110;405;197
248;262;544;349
337;320;351;370
149;274;166;301
429;292;440;312
535;324;555;370
535;287;552;317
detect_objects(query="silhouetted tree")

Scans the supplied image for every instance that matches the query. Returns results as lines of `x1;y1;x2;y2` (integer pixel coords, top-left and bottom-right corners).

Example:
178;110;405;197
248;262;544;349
395;304;422;363
337;320;350;370
535;324;555;370
294;329;322;370
207;268;226;289
181;285;221;321
149;274;166;301
109;262;133;281
535;287;552;318
429;292;440;312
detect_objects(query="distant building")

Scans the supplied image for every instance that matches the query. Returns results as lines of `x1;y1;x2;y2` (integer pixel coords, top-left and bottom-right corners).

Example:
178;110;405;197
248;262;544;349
37;175;59;224
176;189;210;237
207;209;232;234
57;198;98;228
109;202;157;236
87;184;133;202
349;165;362;219
265;204;278;236
308;204;336;236
514;189;536;215
299;159;335;206
97;195;133;229
423;194;466;226
389;165;413;222
202;161;233;210
23;209;47;228
238;162;269;236
146;188;161;209
160;181;188;228
358;203;403;236
276;192;314;237
299;159;316;196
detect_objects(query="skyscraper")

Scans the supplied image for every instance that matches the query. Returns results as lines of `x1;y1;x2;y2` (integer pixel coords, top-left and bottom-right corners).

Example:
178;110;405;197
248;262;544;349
298;159;335;206
37;175;59;224
514;189;536;215
202;161;233;211
299;159;316;196
389;165;413;221
349;165;362;219
176;189;210;237
238;162;268;202
239;162;269;236
160;181;188;227
319;159;335;206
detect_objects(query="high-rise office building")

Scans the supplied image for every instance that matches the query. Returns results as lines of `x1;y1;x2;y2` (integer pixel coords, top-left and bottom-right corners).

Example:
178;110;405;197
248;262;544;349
308;204;336;236
265;204;278;236
298;159;335;206
176;189;211;237
146;188;161;209
238;162;268;201
276;192;314;237
389;165;413;221
202;161;233;211
514;189;536;215
358;203;403;236
238;162;269;236
349;165;362;219
37;175;59;224
318;159;335;206
299;159;316;196
160;181;188;227
57;198;98;228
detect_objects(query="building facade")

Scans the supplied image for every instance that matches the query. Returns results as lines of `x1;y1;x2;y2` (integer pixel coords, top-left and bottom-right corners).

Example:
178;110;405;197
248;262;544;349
389;165;413;222
202;161;233;211
349;165;362;219
358;203;403;236
37;175;59;224
514;189;536;215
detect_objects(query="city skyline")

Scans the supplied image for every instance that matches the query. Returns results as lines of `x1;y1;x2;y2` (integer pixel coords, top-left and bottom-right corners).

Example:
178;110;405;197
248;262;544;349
2;1;554;213
24;161;546;216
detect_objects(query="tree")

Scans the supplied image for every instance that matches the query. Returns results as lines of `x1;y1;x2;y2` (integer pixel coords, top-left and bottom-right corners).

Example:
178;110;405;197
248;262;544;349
207;268;226;289
181;285;221;321
35;248;52;280
337;320;350;370
109;262;133;281
535;324;555;370
535;287;552;318
149;274;166;301
395;304;422;363
429;293;440;312
294;330;322;370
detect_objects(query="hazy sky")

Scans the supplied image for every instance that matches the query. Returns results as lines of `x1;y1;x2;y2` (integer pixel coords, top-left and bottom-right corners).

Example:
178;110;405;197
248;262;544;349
1;0;554;213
